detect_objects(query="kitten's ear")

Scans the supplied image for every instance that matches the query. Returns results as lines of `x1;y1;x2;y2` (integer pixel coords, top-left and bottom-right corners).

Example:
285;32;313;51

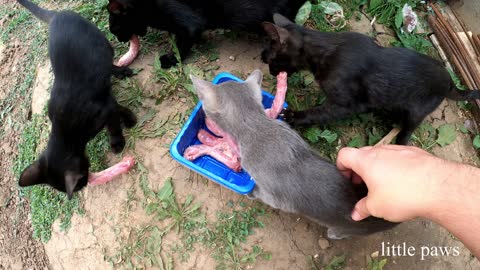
19;160;45;187
190;75;217;110
246;70;263;87
108;0;125;15
262;22;290;45
65;171;83;200
246;70;263;103
273;13;294;27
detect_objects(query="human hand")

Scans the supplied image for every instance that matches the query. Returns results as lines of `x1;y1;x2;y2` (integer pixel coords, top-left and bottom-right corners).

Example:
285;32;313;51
336;145;458;222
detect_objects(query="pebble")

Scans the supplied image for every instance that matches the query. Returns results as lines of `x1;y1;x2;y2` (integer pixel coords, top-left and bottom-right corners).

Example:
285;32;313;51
371;251;379;258
229;55;236;61
318;237;330;250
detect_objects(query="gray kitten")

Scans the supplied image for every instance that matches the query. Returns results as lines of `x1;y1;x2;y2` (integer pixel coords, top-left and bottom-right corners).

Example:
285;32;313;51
190;70;397;238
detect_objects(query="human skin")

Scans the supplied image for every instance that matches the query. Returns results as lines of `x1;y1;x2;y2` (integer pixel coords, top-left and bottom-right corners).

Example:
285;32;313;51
336;145;480;258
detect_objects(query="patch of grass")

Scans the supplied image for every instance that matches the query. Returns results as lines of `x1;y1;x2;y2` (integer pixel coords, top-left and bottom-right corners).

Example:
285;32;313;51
366;255;387;270
13;115;84;242
113;78;145;110
392;31;434;56
205;202;271;270
112;178;270;269
412;123;435;151
124;109;172;149
146;178;203;233
27;186;84;242
86;130;110;171
191;41;220;62
152;37;204;105
307;0;363;32
309;254;346;270
325;255;346;270
285;71;322;111
109;225;174;270
367;0;421;28
13;115;46;178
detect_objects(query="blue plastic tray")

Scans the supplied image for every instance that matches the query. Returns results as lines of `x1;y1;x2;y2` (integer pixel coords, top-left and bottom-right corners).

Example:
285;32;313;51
169;72;287;194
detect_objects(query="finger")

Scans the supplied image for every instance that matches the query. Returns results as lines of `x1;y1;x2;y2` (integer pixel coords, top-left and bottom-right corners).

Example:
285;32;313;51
351;197;371;221
337;147;364;176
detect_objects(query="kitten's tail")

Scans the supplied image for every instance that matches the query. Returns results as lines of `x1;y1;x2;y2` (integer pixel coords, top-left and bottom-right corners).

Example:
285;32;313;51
446;86;480;101
17;0;56;23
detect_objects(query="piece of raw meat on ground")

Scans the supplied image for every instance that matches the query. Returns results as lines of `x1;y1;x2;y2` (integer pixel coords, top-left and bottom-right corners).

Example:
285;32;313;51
88;156;135;186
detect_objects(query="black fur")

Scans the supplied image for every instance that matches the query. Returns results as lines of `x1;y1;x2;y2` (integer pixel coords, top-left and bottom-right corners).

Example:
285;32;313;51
262;14;480;145
17;0;136;199
107;0;305;68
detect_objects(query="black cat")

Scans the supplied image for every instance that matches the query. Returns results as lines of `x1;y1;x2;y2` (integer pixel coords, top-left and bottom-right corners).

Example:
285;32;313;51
17;0;136;198
262;14;480;145
107;0;305;68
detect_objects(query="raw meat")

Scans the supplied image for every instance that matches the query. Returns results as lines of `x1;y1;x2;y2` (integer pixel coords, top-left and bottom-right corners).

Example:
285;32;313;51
184;72;288;171
265;72;288;119
88;156;135;186
184;130;241;172
116;35;140;67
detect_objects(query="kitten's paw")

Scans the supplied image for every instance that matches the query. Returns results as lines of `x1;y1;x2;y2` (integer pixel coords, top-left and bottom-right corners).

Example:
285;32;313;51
280;108;296;125
160;54;179;69
110;136;126;153
327;228;350;240
120;109;137;128
113;66;134;79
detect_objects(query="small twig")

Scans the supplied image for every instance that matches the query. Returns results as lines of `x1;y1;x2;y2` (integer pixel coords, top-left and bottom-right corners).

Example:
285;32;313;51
375;128;401;146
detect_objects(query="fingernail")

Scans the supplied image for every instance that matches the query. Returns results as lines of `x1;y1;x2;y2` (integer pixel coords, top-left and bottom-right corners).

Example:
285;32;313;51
351;210;362;221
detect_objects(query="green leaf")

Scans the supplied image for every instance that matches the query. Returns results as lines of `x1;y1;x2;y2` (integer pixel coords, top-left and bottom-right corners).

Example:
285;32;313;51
184;194;193;207
369;0;382;11
325;255;346;270
378;258;388;269
320;130;338;144
185;202;202;215
303;72;315;86
394;6;403;29
473;135;480;149
458;125;469;134
295;1;312;25
304;127;323;143
347;134;364;148
319;1;343;15
368;128;383;145
157;178;174;201
146;203;159;215
436;124;457;147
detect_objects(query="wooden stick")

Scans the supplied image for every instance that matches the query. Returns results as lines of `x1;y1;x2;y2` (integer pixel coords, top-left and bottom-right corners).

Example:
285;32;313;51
429;34;453;71
430;4;480;88
429;16;475;89
375;128;401;146
474;34;480;57
451;6;480;57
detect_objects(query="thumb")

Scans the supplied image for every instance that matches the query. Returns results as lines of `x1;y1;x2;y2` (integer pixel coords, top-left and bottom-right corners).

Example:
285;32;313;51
351;197;371;221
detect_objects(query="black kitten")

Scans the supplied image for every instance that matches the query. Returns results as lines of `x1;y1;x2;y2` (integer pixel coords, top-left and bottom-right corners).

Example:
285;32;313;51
107;0;305;68
262;14;480;145
17;0;136;198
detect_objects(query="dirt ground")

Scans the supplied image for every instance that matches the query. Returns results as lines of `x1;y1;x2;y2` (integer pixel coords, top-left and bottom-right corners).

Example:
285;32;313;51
1;4;480;270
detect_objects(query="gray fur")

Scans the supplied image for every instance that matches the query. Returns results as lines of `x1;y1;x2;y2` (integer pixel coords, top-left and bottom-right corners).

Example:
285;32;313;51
191;70;397;238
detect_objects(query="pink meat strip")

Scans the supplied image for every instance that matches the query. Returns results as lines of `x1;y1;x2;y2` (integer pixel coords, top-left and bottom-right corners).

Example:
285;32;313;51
88;156;135;186
205;117;240;156
115;35;140;67
184;72;288;171
265;72;288;119
184;134;241;172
